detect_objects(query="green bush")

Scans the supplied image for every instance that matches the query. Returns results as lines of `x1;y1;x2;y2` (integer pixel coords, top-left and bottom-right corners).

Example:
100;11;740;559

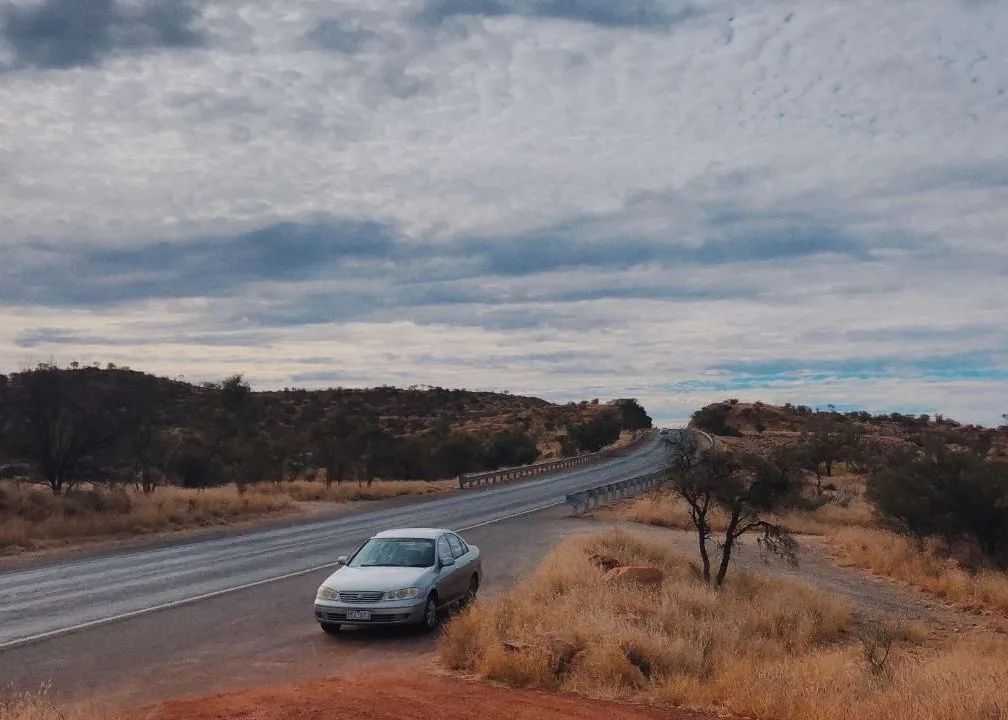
567;416;621;452
867;447;1008;567
485;430;539;469
690;403;741;436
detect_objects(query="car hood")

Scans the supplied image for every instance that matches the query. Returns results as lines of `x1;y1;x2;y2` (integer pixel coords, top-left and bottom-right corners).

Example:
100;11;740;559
322;565;434;591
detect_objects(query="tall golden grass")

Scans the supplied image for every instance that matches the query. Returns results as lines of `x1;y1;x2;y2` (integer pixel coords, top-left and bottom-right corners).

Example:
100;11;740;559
440;530;1008;720
831;526;1008;616
250;478;455;503
625;491;876;535
0;479;453;552
0;482;295;551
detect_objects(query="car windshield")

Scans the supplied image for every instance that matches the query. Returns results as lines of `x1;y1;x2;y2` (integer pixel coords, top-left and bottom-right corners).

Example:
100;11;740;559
349;538;435;568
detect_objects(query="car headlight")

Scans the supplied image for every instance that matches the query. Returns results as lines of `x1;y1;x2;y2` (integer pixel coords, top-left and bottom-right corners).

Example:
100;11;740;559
316;586;339;601
384;587;421;601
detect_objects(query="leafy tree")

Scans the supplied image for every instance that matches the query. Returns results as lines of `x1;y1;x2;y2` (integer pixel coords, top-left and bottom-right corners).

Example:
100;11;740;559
567;415;621;452
311;412;362;488
123;378;174;493
432;432;485;478
231;432;281;490
611;398;652;430
1;366;125;494
667;436;801;586
867;444;1008;566
357;425;402;485
797;418;860;494
485;429;539;469
690;403;741;437
168;438;219;488
220;373;252;416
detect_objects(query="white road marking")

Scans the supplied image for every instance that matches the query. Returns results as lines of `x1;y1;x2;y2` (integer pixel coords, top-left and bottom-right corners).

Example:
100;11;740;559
0;500;565;651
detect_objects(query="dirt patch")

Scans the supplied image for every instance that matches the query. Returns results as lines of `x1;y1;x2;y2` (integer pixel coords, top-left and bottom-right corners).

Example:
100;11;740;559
133;671;709;720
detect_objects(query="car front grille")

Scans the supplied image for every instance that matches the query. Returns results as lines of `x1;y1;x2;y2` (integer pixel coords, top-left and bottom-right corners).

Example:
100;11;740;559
337;591;384;603
317;611;412;623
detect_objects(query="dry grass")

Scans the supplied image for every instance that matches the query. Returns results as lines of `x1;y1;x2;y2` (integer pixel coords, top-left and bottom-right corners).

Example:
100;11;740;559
440;530;1008;720
831;526;1008;616
249;478;455;503
623;494;729;531
0;692;116;720
0;482;295;552
624;490;876;536
0;478;453;553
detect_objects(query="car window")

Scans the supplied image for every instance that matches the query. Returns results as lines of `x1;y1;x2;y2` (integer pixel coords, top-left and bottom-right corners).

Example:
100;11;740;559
446;533;465;559
452;534;469;556
436;536;453;564
349;538;435;568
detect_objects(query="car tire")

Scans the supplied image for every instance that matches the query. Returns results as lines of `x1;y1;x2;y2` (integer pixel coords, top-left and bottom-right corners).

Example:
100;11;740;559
462;574;479;606
320;622;341;635
420;594;438;632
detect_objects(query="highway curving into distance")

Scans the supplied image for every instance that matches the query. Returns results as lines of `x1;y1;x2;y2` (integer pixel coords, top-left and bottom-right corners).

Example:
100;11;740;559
0;433;671;652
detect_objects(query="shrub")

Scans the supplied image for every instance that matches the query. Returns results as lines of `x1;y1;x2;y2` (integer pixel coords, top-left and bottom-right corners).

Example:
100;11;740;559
867;447;1008;567
690;403;741;436
485;430;539;469
567;415;621;452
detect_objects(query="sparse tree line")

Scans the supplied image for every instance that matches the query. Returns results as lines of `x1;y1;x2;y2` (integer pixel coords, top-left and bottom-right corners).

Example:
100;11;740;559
0;364;651;496
678;401;1008;581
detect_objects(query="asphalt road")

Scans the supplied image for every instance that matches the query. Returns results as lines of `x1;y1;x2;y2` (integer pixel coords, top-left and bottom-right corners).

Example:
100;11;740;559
0;435;670;704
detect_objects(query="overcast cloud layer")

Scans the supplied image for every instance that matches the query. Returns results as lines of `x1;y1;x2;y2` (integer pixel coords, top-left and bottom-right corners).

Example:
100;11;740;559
0;0;1006;425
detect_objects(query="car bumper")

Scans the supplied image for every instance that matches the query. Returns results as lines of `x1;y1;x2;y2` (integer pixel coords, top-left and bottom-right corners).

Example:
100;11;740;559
313;599;427;626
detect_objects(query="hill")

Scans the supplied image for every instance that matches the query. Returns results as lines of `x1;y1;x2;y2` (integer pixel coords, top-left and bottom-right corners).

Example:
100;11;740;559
690;399;1008;460
0;364;652;494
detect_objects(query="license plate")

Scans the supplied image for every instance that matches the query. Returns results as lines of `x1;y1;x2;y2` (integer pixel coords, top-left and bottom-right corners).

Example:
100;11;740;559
346;609;371;621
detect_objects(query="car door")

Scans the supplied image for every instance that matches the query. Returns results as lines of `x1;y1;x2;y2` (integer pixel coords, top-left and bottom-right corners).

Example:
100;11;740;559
447;532;473;592
435;534;461;603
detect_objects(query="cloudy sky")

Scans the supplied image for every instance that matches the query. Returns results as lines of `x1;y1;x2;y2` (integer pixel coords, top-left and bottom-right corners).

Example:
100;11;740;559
0;0;1006;425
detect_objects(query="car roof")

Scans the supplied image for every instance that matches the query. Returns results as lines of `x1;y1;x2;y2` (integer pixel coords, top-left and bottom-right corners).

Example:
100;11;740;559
373;527;449;540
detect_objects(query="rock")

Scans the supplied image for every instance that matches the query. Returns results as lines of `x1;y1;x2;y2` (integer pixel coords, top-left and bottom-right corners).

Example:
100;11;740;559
601;566;664;588
589;553;621;572
501;640;529;652
542;633;581;675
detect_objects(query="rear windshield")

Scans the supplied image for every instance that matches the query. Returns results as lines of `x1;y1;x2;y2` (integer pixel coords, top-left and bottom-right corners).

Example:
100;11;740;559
349;538;436;568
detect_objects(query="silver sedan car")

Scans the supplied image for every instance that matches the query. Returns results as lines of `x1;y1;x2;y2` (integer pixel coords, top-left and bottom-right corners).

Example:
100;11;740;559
313;528;482;633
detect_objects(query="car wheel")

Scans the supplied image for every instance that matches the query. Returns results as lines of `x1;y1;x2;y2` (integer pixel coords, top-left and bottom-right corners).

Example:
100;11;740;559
320;622;341;635
463;574;479;606
420;594;438;632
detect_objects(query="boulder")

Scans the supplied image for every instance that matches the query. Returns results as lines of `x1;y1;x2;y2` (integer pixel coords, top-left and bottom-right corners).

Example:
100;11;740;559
601;566;664;588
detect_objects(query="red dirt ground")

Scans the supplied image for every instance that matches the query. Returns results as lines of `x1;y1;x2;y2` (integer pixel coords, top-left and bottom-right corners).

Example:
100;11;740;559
132;671;711;720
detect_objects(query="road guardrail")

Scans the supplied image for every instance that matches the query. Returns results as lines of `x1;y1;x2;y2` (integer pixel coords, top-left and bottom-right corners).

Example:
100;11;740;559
564;468;665;514
693;427;714;450
457;428;657;489
563;427;710;514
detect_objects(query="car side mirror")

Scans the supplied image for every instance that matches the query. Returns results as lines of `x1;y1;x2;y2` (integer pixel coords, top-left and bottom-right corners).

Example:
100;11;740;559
441;555;455;567
336;556;348;567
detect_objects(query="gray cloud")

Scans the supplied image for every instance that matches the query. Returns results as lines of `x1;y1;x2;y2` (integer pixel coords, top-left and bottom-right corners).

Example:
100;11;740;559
0;220;396;306
0;205;911;312
305;18;375;54
418;0;698;29
0;0;204;70
1;1;1006;425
